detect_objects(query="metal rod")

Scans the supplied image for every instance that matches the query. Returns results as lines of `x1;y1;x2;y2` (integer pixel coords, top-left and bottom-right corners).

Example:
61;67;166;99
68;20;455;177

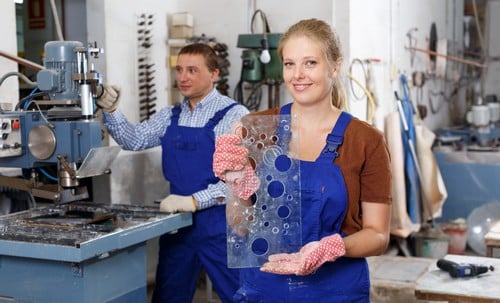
0;50;45;71
405;46;486;68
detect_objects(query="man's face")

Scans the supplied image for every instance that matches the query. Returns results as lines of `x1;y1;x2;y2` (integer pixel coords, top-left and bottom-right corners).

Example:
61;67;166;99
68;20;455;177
175;54;219;105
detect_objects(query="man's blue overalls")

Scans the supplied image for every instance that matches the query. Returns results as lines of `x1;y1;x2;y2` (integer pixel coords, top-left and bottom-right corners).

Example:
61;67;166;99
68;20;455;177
152;103;239;303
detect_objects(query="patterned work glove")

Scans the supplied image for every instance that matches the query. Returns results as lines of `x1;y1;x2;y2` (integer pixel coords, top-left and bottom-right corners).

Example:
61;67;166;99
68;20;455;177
213;134;260;200
260;233;345;276
96;84;121;113
159;194;197;213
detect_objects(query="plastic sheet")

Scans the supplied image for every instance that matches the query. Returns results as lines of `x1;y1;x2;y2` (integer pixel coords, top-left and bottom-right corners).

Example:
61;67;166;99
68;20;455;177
226;114;301;268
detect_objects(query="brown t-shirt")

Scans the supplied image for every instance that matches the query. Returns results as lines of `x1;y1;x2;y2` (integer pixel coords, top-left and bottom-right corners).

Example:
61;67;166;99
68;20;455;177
247;108;392;235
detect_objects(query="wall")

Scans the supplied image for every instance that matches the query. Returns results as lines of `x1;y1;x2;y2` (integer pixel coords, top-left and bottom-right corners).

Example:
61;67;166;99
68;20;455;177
345;0;464;131
0;1;19;106
86;0;180;204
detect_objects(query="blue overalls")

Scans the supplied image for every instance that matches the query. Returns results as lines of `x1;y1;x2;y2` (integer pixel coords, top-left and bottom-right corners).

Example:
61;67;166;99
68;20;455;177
234;103;370;303
151;103;239;303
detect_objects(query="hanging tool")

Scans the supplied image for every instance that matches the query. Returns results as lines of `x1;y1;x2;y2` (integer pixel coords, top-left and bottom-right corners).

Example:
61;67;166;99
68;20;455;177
437;258;494;278
395;74;437;226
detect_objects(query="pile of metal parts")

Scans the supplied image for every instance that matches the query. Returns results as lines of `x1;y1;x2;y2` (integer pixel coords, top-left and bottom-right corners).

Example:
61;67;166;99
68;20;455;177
0;201;182;246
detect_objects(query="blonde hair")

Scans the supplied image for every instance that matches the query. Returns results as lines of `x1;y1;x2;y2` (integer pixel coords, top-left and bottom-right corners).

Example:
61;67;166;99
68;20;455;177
278;18;346;109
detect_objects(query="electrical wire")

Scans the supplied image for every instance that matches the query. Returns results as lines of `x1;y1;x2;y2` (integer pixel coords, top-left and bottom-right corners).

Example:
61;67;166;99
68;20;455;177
38;167;58;182
250;9;270;34
348;59;368;101
346;72;376;124
15;91;48;110
23;87;39;110
0;71;37;88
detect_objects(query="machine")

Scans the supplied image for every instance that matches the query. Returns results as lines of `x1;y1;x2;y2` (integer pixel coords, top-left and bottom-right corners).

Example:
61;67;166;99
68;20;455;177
0;41;192;302
0;40;114;204
433;94;500;222
234;9;283;111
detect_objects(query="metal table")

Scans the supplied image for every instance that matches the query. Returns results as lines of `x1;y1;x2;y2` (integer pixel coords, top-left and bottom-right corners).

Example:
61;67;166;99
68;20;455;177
0;202;192;303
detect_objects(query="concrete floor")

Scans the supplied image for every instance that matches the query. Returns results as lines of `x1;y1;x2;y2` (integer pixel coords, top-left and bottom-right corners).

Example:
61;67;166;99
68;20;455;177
146;239;221;303
147;273;221;303
145;236;480;303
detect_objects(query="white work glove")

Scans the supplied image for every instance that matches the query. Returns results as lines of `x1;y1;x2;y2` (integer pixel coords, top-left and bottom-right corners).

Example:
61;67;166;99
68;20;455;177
96;84;121;113
159;194;197;213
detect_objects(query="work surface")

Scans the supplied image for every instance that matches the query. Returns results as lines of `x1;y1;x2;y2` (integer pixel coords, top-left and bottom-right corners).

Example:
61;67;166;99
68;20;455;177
415;254;500;303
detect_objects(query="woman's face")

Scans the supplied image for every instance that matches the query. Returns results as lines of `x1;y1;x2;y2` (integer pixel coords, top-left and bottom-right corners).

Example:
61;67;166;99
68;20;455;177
281;35;336;106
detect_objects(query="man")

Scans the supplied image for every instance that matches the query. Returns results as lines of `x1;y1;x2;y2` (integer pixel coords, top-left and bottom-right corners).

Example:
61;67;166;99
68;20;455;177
98;43;248;303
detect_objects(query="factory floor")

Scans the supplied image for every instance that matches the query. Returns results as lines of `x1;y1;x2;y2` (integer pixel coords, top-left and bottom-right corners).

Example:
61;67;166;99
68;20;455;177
146;239;221;303
147;272;221;303
145;235;481;303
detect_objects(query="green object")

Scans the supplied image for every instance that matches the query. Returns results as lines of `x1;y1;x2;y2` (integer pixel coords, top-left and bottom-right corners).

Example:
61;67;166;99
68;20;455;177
237;33;283;82
241;49;262;82
237;33;282;49
265;48;282;82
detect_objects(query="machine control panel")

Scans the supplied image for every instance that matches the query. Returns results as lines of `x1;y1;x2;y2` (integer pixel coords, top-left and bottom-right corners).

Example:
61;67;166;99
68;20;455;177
0;114;22;158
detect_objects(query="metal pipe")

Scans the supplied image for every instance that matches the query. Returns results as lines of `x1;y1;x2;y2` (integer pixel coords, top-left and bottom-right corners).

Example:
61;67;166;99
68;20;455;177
405;46;486;68
0;50;45;71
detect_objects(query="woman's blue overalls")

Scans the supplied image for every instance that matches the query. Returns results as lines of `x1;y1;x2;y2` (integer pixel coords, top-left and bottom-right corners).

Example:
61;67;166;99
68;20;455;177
234;103;370;303
152;103;239;303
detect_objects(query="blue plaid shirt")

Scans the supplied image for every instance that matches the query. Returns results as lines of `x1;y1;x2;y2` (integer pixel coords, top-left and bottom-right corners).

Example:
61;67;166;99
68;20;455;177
103;88;249;209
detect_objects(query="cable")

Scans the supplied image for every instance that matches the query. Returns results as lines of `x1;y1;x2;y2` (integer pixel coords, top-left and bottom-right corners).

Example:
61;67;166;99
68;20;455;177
250;10;271;64
346;72;376;124
0;71;37;88
348;58;368;101
15;91;48;110
23;87;39;110
38;167;58;182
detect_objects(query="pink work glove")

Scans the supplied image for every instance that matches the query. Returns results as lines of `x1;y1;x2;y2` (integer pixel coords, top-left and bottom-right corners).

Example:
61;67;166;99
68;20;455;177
260;233;345;276
213;134;260;200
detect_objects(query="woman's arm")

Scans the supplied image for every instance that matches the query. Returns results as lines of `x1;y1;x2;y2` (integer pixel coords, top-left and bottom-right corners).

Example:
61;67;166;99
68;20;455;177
343;201;392;257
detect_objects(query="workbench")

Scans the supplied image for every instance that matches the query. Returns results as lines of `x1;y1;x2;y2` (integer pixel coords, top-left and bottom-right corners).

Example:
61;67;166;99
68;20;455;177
0;202;192;303
415;254;500;303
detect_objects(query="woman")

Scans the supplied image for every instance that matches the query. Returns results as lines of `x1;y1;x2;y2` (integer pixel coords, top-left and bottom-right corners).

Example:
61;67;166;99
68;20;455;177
213;18;392;302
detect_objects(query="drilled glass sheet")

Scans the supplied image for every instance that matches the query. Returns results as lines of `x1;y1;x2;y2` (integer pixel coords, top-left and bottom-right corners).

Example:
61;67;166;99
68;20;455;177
227;114;301;268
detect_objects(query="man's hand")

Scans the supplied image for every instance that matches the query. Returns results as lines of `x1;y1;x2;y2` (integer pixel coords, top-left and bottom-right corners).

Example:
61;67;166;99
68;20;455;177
97;84;121;113
159;194;197;213
213;134;260;200
260;234;345;275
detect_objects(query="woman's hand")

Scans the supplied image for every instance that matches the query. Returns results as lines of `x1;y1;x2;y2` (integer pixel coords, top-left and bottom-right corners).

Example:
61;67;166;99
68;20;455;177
213;134;259;200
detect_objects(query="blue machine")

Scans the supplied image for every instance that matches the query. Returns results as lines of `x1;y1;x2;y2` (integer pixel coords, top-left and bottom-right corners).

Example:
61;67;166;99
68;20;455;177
434;118;500;222
434;146;500;222
0;202;191;303
0;41;107;203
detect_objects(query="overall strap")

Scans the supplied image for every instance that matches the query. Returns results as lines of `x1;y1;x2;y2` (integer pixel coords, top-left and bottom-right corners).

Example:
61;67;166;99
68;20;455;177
321;112;352;160
205;103;238;130
170;104;182;126
280;103;292;115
